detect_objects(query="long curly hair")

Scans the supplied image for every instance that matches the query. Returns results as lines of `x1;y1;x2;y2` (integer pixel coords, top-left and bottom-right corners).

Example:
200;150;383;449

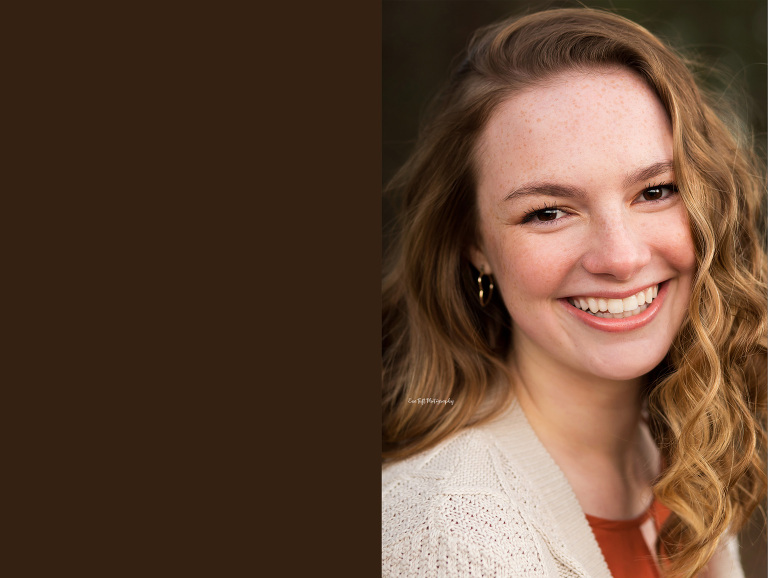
382;7;766;578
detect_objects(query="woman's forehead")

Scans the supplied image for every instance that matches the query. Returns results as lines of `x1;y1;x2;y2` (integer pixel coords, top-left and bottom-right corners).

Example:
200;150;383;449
475;67;673;196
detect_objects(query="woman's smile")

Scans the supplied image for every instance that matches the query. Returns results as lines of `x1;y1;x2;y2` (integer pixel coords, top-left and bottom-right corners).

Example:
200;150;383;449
566;283;658;318
560;281;669;333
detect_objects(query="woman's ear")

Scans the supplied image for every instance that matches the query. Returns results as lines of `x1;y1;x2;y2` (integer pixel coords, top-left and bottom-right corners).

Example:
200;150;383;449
468;245;492;275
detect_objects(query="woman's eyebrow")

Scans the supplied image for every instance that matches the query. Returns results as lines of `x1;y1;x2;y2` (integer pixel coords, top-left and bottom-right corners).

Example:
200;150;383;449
503;183;586;202
502;160;675;203
622;160;675;188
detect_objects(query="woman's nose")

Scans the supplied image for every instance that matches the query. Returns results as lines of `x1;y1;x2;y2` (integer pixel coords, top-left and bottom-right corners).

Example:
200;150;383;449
581;216;652;281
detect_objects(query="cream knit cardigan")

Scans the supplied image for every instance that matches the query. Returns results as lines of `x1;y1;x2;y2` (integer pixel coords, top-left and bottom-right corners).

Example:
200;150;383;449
382;401;744;577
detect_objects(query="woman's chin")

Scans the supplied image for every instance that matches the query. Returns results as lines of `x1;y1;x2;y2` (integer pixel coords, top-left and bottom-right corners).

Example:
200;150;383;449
578;355;667;383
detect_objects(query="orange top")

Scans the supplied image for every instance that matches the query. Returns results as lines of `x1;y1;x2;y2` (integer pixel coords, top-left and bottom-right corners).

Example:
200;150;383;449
586;500;670;578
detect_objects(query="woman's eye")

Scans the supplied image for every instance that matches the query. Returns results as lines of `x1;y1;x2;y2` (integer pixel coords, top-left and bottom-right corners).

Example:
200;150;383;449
523;207;568;223
640;183;678;202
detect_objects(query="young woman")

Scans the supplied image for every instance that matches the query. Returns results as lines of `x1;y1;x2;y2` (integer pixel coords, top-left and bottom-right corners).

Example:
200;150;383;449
382;8;766;578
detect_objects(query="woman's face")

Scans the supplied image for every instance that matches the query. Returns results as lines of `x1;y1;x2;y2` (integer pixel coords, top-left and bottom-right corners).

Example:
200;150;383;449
471;67;696;382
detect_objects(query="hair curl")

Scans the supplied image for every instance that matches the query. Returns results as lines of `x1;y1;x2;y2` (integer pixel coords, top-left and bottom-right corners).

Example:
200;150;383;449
382;7;766;577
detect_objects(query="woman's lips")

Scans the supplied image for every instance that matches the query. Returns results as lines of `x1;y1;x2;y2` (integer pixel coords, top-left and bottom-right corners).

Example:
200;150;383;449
560;281;668;333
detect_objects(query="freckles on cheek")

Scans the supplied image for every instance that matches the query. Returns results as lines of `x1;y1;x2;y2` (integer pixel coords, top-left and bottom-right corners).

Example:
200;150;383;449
651;211;698;271
497;243;566;302
675;235;697;272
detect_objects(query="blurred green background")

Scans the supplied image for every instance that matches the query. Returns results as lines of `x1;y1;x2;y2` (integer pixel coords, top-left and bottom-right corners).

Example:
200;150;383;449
383;2;767;577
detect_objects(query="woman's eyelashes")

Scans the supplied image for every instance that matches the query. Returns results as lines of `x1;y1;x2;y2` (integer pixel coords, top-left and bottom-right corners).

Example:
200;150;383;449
636;182;678;203
521;203;569;224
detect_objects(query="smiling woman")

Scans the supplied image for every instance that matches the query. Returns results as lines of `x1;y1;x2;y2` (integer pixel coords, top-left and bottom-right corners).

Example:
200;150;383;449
382;7;766;578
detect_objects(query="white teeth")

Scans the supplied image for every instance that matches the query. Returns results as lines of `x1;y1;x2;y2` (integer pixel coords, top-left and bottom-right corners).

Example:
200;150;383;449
592;303;650;318
622;295;638;311
569;284;659;318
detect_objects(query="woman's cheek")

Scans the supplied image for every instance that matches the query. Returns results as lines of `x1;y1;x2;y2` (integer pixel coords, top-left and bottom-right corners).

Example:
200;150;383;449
648;209;697;272
496;237;574;298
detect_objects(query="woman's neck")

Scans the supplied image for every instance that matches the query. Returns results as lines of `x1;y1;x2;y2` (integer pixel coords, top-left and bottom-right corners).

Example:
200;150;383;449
509;347;660;519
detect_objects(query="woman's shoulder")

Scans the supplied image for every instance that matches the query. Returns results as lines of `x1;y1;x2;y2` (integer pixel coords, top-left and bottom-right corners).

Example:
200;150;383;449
382;427;499;490
382;426;562;577
382;403;555;507
381;404;613;577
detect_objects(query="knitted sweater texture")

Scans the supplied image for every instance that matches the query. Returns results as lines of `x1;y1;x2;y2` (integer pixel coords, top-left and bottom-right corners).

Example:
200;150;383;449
382;402;744;577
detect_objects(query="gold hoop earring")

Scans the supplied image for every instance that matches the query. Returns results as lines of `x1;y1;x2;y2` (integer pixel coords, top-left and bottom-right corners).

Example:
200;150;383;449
477;267;494;307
